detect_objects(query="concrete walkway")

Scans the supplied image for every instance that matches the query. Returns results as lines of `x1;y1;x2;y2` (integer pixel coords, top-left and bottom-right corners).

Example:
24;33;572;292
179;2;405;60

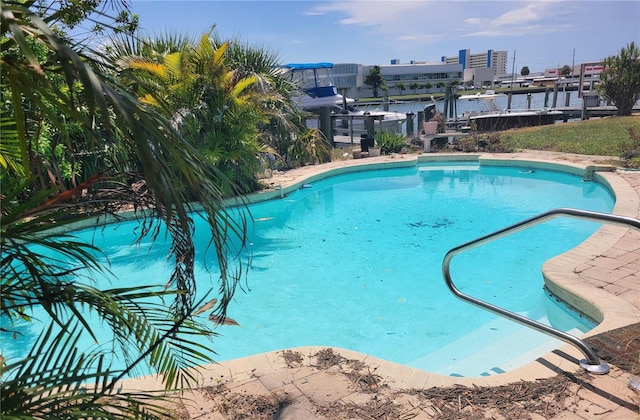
124;152;640;419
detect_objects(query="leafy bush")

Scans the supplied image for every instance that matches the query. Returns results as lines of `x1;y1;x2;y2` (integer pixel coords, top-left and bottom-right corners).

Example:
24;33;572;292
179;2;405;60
458;135;478;152
598;42;640;116
430;111;446;133
456;132;513;153
621;127;640;168
478;132;513;152
375;132;407;155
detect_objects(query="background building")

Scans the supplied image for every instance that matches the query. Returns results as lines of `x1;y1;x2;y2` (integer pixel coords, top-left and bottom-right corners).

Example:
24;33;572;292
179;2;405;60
329;48;601;99
333;62;463;99
441;49;508;87
441;49;508;75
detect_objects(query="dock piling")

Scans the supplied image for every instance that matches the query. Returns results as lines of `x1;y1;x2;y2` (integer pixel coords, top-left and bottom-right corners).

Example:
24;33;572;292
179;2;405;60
406;112;415;137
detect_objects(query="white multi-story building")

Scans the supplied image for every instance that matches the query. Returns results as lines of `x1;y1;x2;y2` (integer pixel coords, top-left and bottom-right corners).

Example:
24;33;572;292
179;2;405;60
441;49;508;75
440;49;508;86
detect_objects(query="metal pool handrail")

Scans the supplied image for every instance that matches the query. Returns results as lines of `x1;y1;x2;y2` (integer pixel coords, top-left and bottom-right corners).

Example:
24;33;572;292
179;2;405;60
442;208;640;375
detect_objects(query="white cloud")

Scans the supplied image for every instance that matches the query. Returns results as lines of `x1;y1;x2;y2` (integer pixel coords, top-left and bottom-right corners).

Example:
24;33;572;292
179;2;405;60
308;0;429;27
303;11;326;16
294;0;633;67
305;1;577;41
464;17;488;26
491;2;547;26
463;1;576;37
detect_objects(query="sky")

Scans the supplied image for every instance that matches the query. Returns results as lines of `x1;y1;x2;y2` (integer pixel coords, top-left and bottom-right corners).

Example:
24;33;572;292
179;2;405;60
127;0;640;73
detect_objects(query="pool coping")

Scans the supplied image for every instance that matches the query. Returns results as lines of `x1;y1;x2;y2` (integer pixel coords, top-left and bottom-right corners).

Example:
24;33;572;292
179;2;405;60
203;153;640;390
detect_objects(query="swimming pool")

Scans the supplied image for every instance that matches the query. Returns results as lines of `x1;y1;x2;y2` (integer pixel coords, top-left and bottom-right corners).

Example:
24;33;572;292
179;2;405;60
4;161;615;377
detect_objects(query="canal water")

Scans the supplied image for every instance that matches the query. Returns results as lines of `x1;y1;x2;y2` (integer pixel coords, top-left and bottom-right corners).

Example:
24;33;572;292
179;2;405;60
360;90;584;116
358;90;586;134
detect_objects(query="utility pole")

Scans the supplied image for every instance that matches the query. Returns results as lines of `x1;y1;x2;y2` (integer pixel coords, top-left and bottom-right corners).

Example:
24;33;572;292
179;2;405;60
508;50;516;110
511;50;516;85
571;48;575;78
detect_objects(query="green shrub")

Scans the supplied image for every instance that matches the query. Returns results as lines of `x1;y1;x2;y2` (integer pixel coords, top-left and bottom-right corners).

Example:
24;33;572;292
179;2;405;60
621;127;640;168
375;132;407;155
458;135;478;152
478;132;513;153
456;132;512;153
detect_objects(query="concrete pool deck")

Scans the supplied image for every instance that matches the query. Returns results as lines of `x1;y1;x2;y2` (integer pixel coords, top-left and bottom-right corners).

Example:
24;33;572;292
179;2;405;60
124;151;640;418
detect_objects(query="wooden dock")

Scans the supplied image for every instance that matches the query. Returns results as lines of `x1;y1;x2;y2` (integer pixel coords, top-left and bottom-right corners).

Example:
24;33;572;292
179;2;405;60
553;105;639;120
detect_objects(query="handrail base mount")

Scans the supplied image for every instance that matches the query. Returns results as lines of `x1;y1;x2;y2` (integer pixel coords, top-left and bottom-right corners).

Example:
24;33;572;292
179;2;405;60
580;359;610;375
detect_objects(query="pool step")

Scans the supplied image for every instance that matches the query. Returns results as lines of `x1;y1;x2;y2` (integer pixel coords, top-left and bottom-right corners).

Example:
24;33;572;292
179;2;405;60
408;316;583;377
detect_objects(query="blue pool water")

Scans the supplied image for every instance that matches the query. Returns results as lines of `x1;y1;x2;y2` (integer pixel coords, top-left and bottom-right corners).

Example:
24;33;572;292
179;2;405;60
4;162;615;377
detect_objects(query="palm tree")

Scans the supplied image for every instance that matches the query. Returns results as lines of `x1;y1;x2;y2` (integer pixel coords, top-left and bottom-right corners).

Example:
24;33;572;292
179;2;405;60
216;35;331;169
109;30;329;174
111;31;266;195
396;82;406;95
409;82;420;95
364;65;386;98
1;1;249;416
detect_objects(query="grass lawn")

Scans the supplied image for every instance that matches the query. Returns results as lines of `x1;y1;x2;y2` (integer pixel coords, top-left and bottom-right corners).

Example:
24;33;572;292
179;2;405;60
496;116;640;156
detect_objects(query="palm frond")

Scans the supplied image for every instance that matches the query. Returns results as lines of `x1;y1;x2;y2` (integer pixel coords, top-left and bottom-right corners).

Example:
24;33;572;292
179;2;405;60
1;319;174;419
2;1;249;400
0;116;26;176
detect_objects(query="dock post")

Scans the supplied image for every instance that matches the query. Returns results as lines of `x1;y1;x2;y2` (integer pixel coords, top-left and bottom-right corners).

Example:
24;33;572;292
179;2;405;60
417;111;425;133
552;84;559;108
581;96;589;120
319;106;333;146
526;93;532;109
443;95;449;118
507;92;513;110
544;89;551;108
364;112;375;140
565;92;571;107
383;90;389;112
406;112;415;137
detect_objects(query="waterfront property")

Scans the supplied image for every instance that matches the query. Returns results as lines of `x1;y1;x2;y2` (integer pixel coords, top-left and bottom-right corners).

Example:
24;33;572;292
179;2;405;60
121;152;640;418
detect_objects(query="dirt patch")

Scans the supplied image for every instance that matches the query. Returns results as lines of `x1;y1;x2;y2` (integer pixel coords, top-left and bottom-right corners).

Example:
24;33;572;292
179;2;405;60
310;350;592;420
199;384;291;419
408;372;586;419
311;348;386;393
281;349;304;368
187;348;639;419
585;322;640;375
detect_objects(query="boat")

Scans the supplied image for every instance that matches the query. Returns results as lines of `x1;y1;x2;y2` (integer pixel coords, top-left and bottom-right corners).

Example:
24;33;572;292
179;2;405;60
283;62;354;110
283;62;405;133
456;90;562;132
332;104;406;134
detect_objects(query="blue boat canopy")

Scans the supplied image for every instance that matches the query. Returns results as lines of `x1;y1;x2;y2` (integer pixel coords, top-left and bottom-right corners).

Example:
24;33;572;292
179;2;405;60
284;62;334;70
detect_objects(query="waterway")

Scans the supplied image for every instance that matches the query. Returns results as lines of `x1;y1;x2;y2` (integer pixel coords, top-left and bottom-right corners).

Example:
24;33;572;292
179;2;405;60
359;90;583;119
356;90;592;135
